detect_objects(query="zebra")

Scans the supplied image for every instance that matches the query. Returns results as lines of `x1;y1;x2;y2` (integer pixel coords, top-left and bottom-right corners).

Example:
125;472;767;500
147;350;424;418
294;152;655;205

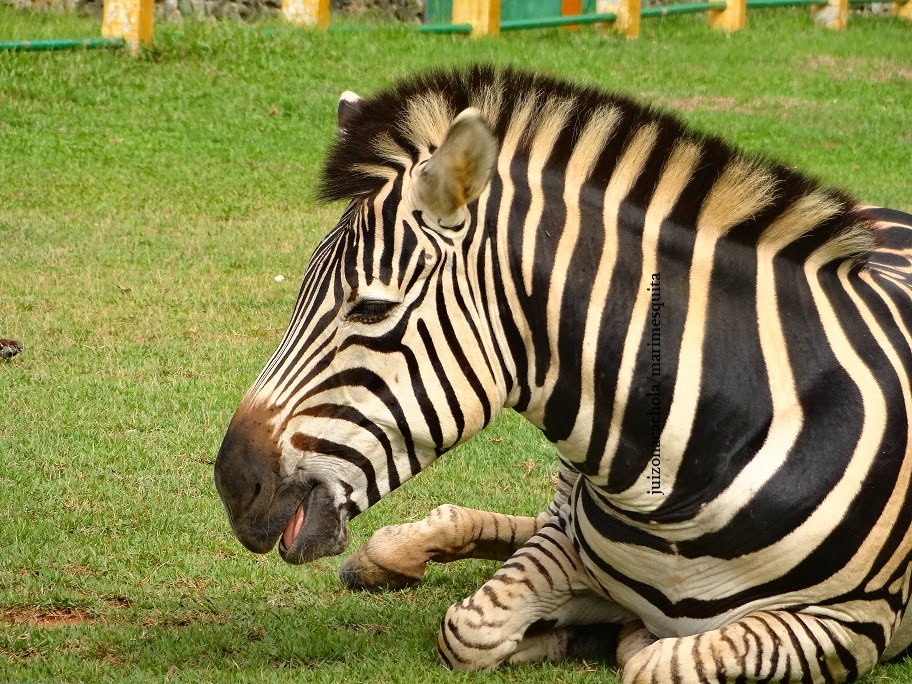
213;65;912;682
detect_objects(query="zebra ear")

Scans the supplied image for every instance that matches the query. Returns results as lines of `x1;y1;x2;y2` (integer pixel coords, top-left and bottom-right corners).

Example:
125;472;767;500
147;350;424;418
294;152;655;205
338;91;364;132
411;108;498;230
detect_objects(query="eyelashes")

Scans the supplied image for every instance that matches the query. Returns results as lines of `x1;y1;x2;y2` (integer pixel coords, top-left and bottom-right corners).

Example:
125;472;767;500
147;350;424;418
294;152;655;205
345;299;398;324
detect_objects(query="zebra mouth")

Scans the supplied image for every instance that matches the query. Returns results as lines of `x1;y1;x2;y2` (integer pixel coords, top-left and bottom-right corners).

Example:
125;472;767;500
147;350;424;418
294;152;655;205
277;481;348;564
282;501;306;550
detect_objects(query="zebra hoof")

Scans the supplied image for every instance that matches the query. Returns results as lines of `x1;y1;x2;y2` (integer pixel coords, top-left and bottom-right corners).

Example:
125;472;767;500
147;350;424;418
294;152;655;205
0;339;22;360
338;544;423;591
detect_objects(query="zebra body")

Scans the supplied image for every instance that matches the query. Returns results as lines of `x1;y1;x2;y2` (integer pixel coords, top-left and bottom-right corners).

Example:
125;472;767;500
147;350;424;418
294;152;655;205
214;66;912;682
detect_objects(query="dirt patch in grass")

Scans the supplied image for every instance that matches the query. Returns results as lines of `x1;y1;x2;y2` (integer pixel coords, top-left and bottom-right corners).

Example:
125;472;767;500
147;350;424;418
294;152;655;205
1;603;225;632
664;95;737;112
662;95;815;119
0;606;96;628
806;55;912;82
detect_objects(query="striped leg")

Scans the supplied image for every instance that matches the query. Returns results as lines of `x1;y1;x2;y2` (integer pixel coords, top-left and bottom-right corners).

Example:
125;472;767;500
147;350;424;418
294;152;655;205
339;504;550;590
621;611;881;684
437;520;634;670
341;459;583;590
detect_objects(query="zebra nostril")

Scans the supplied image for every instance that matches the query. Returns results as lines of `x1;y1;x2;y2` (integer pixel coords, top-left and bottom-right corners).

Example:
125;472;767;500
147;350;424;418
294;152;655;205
254;482;262;498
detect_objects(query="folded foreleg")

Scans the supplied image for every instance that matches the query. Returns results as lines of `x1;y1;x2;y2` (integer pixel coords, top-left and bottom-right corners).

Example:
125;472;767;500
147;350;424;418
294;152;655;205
339;504;550;590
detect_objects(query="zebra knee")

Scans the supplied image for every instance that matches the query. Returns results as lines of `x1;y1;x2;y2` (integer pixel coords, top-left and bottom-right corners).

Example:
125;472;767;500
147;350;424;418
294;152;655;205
436;599;520;671
435;520;601;671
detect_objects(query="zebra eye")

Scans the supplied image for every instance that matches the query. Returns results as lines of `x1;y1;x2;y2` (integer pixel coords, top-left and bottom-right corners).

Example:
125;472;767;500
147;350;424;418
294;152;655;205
346;299;397;324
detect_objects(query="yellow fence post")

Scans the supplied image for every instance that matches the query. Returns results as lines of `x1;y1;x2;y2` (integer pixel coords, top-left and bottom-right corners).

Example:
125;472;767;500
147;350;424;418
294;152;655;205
597;0;640;37
891;0;912;21
452;0;501;36
101;0;153;53
707;0;746;31
282;0;329;27
811;0;848;29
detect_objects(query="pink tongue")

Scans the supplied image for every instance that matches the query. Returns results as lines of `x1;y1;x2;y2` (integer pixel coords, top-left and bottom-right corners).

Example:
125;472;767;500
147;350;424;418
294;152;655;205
283;504;304;549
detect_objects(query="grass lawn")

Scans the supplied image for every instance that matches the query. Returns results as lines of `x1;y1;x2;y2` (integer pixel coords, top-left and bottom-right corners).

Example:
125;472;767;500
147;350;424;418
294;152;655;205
2;6;912;682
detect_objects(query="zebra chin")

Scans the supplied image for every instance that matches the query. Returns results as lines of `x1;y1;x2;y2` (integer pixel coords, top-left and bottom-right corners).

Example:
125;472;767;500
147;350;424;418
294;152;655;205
276;481;350;565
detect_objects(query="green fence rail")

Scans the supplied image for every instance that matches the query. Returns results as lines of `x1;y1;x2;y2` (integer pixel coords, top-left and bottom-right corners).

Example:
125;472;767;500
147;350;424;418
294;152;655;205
499;12;618;30
641;2;727;16
416;22;474;33
0;37;126;52
745;0;820;7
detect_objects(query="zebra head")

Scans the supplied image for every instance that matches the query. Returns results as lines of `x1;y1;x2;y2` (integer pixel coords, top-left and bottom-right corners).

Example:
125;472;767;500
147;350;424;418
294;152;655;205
214;90;502;564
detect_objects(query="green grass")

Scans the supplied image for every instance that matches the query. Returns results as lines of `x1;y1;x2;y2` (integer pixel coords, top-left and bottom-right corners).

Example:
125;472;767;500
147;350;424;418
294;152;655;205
2;7;912;682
